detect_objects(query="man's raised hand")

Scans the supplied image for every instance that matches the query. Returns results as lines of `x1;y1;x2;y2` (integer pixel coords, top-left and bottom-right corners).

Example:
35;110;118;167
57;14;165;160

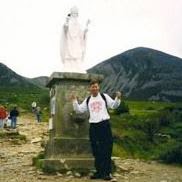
116;91;122;99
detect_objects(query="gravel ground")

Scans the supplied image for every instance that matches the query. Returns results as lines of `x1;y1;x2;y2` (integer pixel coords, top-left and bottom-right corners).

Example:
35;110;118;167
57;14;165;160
0;115;182;182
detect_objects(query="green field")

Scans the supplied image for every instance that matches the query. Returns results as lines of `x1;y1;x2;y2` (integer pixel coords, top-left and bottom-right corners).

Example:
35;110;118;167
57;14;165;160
0;87;49;120
111;100;182;164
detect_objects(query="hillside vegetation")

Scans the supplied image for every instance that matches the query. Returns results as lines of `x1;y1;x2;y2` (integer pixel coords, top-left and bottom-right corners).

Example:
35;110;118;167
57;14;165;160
0;62;49;118
112;100;182;164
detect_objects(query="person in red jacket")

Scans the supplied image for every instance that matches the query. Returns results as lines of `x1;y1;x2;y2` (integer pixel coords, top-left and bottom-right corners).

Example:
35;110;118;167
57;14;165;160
0;106;8;129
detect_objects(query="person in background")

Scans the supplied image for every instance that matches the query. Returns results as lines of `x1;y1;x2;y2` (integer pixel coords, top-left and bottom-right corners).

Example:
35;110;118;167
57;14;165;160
31;101;37;113
10;106;19;129
0;106;8;129
3;106;9;128
35;106;42;123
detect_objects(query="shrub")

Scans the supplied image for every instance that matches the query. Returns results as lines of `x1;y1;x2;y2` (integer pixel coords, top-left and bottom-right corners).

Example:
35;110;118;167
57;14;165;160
39;91;49;106
114;101;129;115
143;117;160;142
159;142;182;164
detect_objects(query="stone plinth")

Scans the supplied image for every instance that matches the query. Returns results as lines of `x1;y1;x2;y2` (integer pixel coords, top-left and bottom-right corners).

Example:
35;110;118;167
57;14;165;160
41;72;103;173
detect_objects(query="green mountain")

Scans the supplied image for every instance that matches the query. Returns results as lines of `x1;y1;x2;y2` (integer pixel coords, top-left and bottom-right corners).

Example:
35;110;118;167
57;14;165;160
28;76;49;88
0;63;49;110
88;47;182;101
0;63;39;89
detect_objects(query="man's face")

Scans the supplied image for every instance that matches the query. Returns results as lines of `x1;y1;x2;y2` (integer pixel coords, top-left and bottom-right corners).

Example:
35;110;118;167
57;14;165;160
89;83;100;97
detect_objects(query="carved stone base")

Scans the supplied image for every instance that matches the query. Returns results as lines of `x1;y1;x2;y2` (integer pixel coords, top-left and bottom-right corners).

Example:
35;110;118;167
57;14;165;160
40;72;103;173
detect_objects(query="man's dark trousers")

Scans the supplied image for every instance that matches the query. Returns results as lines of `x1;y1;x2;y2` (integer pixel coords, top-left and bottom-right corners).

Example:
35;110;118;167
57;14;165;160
89;120;113;177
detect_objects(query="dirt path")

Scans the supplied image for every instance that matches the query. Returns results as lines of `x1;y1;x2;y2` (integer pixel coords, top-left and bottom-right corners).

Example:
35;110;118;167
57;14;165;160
0;115;182;182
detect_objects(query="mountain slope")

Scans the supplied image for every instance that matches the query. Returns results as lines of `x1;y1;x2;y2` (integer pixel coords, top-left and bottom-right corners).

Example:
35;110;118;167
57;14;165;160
0;63;39;89
28;76;49;88
0;63;48;110
88;47;182;101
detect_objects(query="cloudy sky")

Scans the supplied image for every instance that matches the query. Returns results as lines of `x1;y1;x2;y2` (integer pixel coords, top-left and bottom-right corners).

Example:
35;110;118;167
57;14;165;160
0;0;182;78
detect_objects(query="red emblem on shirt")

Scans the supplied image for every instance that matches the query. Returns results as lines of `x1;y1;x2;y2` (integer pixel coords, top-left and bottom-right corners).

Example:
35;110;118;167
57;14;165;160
90;101;102;113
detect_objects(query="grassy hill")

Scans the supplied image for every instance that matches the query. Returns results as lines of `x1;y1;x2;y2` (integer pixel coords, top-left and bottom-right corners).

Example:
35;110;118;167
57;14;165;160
0;87;49;112
0;63;49;118
112;100;182;164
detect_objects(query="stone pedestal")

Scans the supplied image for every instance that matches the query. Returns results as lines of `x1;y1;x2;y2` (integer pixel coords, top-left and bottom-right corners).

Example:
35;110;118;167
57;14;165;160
41;72;103;173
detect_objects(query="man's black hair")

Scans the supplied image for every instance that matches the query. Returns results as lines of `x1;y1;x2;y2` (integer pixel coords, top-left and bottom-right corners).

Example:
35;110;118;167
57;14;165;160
89;79;100;86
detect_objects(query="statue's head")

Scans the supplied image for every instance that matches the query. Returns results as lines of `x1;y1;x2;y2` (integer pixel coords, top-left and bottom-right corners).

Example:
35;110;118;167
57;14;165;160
70;6;79;18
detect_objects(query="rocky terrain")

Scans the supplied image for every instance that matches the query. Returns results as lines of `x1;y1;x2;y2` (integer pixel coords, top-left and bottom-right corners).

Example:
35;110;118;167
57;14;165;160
0;115;182;182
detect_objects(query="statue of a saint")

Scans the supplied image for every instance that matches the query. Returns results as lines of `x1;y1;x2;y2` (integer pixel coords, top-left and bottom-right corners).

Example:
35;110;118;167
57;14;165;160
60;6;90;73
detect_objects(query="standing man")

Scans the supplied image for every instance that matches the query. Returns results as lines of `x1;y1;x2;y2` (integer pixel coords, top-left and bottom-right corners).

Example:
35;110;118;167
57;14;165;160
35;106;41;123
71;80;121;180
10;106;19;129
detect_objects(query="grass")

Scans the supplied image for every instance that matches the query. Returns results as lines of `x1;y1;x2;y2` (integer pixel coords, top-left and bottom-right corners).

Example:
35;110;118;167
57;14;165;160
125;100;176;116
111;100;182;163
0;87;50;122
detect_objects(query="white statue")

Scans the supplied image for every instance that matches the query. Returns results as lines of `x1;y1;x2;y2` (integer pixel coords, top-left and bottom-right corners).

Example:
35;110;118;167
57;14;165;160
60;6;90;73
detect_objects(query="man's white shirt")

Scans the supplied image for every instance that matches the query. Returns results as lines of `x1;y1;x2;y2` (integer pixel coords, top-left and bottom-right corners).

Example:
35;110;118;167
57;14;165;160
73;93;120;123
